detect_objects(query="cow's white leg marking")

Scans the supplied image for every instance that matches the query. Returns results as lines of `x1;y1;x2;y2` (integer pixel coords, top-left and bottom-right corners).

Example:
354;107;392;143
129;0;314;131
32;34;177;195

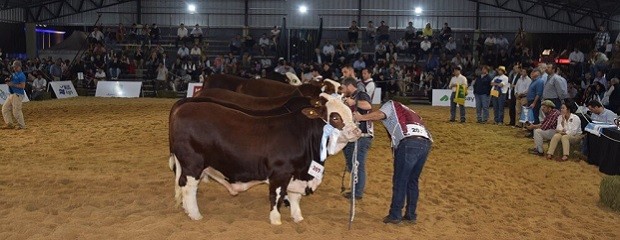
168;154;175;171
182;176;203;220
288;192;304;223
203;167;238;196
230;180;268;192
174;155;182;206
269;187;282;225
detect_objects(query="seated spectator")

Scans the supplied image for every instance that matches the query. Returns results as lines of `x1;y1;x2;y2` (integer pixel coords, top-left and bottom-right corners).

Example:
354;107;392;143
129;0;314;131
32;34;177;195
353;56;366;72
190;44;202;62
422;23;433;39
155;63;168;91
191;24;203;44
527;100;561;156
404;21;416;42
587;100;618;123
177;45;190;60
335;40;347;59
420;37;431;58
593;70;608;89
444;37;457;54
396;38;409;55
439;22;452;42
365;21;376;44
347;43;360;61
590;51;608;76
496;35;509;49
375;41;387;60
49;59;62;81
31;73;47;100
108;56;121;80
322;41;336;62
484;34;496;49
176;23;189;48
94;67;106;86
172;69;191;92
151;23;161;44
259;33;271;55
546;101;582;161
377;21;390;42
115;23;126;43
134;47;144;68
244;34;256;53
348;20;359;43
88;27;104;45
462;34;472;52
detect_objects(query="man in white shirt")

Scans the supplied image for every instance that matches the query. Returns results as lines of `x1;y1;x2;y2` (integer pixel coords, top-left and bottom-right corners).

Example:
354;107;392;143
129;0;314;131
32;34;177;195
496;35;509;49
491;66;509;124
484;34;496;48
94;68;106;86
361;68;376;101
259;33;270;55
31;73;47;100
444;37;457;54
420;37;431;57
569;47;585;77
89;27;104;44
514;68;532;127
322;41;335;62
177;45;190;60
190;44;202;62
190;24;203;44
449;66;468;123
176;23;189;48
396;38;409;55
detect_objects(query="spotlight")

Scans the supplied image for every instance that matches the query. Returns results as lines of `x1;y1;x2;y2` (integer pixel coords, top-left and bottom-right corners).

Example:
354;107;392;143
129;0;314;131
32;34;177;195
188;4;196;13
299;5;308;14
414;7;423;15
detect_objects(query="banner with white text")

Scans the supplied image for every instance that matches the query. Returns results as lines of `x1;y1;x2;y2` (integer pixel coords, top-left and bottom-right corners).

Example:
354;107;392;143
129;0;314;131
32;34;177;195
431;89;476;108
95;81;142;98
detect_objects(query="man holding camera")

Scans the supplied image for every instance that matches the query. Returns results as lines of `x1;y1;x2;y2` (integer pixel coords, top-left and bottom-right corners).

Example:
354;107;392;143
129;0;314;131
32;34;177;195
2;60;27;130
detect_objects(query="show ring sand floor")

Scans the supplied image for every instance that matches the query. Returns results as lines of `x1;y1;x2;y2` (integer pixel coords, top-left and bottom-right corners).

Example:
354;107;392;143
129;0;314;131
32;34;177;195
0;97;618;239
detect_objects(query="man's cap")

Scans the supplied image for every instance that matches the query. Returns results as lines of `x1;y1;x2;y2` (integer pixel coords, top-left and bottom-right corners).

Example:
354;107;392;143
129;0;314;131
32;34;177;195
496;66;506;73
11;60;21;67
541;100;555;108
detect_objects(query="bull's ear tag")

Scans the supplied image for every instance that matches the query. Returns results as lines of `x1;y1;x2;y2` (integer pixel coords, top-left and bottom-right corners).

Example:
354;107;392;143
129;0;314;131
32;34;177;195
302;108;321;119
308;161;324;180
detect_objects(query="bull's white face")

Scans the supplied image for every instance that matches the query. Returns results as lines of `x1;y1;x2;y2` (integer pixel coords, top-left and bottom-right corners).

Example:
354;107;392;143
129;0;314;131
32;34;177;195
320;93;361;155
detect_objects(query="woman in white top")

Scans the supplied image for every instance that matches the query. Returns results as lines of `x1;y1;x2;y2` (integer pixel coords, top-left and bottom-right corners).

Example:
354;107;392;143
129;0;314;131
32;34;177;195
546;102;582;161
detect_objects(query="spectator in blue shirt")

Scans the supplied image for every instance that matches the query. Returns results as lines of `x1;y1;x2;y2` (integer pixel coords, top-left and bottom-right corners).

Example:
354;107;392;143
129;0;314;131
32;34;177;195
527;69;545;125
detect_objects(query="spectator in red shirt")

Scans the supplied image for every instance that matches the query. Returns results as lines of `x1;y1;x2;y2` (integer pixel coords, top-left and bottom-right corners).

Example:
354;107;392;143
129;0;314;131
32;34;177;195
527;100;561;156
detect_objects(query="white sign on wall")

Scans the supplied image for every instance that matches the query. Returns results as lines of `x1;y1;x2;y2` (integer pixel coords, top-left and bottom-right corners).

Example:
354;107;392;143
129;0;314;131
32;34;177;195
95;81;142;98
49;81;78;99
0;84;30;105
431;89;476;108
186;83;203;98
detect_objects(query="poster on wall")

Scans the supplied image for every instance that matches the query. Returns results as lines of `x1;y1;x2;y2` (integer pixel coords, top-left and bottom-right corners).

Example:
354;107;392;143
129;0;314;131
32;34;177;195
95;81;142;98
186;83;203;98
49;81;78;99
0;84;30;105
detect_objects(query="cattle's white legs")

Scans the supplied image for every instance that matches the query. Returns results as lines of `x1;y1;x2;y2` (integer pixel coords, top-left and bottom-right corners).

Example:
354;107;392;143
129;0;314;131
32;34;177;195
288;192;304;223
182;176;203;220
269;187;282;225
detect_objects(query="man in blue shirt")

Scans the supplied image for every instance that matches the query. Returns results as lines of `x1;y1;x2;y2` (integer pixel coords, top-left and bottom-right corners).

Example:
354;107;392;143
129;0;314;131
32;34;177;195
527;69;544;125
473;65;492;123
2;60;27;130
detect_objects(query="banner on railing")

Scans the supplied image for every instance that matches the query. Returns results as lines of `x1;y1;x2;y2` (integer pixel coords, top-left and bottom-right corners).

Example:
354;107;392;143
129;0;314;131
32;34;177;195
186;83;203;98
431;89;476;108
0;84;30;105
95;81;142;98
49;81;78;99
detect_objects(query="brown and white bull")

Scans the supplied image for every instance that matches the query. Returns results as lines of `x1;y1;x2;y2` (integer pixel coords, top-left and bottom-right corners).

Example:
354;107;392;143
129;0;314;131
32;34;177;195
168;93;360;224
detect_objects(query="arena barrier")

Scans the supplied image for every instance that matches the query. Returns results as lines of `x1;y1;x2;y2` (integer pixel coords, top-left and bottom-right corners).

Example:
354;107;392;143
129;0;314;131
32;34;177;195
0;84;30;105
49;81;78;99
431;89;476;108
95;81;142;98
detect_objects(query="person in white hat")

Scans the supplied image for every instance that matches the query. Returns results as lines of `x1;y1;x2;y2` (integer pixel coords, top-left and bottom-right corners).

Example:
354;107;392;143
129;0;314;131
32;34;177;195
2;60;27;130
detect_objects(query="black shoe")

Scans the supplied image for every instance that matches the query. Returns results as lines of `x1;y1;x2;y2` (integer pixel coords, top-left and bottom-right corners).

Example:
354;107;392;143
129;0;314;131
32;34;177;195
460;120;466;123
528;148;544;156
382;216;401;224
343;192;362;200
403;215;417;224
448;119;456;122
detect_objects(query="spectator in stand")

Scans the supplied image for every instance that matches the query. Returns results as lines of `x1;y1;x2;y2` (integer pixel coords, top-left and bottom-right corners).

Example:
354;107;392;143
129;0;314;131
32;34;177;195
594;25;610;52
31;72;47;101
514;68;532;127
336;41;347;60
543;63;569;109
439;23;452;42
190;44;202;62
496;35;509;49
135;24;145;45
353;56;366;72
590;50;609;76
154;63;168;91
323;41;336;62
449;66;468;123
348;20;359;43
396;38;409;56
366;21;376;44
602;78;618;107
473;65;492;123
497;49;511;67
483;49;497;67
259;33;270;55
404;21;416;42
490;66;509;125
587;100;618;124
420;37;431;59
94;67;106;86
151;23;160;44
176;23;189;48
425;53;439;73
115;23;126;43
88;27;104;45
422;23;433;39
270;25;281;46
377;21;390;42
484;34;496;49
593;70;608;89
108;56;121;80
312;48;326;65
444;37;457;55
347;43;360;62
375;41;387;61
191;24;203;44
569;47;585;77
177;45;190;60
49;59;62;81
229;34;242;55
546;101;582;161
527;100;561;156
134;47;144;68
462;34;472;52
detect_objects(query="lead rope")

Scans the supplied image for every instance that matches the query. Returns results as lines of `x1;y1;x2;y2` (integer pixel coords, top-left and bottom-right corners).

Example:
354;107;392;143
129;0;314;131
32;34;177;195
348;93;360;230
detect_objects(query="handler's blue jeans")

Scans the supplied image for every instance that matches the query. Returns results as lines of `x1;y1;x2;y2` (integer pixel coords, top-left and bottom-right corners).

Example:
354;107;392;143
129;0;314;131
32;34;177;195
344;137;373;198
388;137;432;221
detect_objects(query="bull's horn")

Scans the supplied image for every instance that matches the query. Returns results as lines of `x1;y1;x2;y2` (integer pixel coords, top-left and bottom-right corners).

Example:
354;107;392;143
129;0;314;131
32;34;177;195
285;72;302;86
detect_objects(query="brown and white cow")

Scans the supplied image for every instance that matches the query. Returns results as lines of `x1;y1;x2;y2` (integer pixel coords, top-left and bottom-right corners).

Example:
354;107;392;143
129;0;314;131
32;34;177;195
169;93;360;224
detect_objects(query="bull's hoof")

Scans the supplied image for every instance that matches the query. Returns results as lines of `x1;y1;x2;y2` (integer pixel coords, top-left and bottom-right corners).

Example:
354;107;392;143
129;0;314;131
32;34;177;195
269;210;282;225
293;216;304;223
188;213;203;220
270;219;282;225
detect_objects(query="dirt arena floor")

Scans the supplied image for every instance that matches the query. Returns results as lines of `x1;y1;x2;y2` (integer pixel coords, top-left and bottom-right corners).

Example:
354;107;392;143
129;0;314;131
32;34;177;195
1;97;619;239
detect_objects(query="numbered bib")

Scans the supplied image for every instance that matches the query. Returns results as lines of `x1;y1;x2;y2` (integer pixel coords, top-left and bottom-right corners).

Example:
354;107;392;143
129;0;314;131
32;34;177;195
405;124;429;139
307;161;324;180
